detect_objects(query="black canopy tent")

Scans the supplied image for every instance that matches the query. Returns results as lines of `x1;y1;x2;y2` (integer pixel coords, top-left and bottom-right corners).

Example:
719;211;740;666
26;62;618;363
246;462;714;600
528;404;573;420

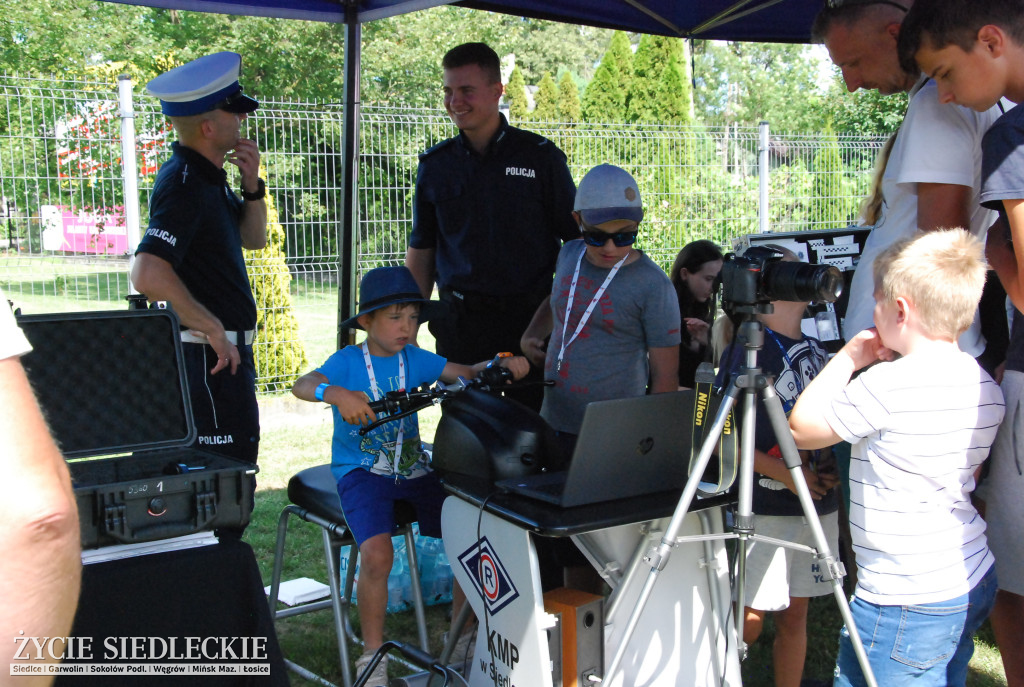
99;0;823;341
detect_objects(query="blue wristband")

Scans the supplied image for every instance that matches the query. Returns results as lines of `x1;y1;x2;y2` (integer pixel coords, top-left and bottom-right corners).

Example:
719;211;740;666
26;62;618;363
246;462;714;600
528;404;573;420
314;383;329;402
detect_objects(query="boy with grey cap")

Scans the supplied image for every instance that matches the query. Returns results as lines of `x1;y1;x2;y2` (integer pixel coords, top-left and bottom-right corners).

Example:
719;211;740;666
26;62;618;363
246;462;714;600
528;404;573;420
522;163;680;444
132;52;267;476
521;163;680;590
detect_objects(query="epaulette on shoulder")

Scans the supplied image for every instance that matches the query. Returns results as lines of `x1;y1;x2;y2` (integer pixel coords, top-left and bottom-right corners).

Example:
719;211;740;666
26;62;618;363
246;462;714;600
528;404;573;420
419;137;455;160
512;128;567;159
516;128;550;147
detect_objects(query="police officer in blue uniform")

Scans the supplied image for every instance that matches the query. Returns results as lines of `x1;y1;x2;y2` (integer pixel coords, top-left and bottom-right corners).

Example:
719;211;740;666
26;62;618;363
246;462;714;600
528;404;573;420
406;42;578;411
132;52;267;466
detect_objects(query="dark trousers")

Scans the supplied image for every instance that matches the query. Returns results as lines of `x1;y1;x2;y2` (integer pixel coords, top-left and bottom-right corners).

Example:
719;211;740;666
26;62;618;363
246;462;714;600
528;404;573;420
430;287;548;412
182;341;260;536
182;341;260;463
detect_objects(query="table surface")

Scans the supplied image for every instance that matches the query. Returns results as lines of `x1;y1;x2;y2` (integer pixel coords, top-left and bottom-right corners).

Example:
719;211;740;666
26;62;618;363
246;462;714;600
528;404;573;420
443;474;734;536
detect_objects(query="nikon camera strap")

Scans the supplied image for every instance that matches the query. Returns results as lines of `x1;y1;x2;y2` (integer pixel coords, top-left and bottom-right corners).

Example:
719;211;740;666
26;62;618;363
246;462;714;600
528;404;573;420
689;364;738;496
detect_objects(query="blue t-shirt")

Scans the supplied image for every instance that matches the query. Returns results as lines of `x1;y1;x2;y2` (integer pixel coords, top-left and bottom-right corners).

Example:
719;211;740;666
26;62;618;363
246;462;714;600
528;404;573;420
317;344;447;482
717;327;837;516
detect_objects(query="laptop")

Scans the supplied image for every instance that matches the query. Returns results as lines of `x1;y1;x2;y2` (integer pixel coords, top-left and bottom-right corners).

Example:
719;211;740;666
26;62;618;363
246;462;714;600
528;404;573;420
496;391;695;507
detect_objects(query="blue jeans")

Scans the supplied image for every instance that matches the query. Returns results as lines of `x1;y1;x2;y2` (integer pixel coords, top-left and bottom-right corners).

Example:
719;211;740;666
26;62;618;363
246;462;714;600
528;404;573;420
834;565;997;687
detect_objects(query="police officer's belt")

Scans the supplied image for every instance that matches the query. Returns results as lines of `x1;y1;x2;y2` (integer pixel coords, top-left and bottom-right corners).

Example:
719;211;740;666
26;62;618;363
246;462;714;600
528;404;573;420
180;329;255;346
439;286;549;308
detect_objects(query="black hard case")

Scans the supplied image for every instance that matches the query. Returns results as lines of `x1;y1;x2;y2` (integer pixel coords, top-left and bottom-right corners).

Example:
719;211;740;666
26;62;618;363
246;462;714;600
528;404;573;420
16;309;258;549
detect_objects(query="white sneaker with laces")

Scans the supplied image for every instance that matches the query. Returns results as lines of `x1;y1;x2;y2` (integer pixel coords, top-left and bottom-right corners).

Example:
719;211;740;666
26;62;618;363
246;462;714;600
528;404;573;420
355;650;389;687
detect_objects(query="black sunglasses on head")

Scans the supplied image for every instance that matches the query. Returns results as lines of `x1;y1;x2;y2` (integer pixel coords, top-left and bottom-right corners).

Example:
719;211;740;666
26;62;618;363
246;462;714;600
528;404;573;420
825;0;907;11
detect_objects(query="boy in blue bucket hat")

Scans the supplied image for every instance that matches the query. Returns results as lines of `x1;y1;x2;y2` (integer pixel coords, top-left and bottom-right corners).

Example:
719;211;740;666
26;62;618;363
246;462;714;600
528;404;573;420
292;265;527;686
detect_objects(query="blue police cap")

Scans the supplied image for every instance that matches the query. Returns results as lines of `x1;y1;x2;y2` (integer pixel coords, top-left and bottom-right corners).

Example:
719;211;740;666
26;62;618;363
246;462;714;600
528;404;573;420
146;52;259;117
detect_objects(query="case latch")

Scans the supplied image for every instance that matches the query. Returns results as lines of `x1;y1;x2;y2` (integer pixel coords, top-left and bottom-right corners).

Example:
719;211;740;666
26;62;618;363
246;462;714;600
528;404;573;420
195;490;218;526
103;503;128;537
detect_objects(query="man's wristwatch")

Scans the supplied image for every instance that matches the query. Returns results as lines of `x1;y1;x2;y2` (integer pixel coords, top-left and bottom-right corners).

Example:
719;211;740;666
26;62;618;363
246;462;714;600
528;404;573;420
240;178;266;201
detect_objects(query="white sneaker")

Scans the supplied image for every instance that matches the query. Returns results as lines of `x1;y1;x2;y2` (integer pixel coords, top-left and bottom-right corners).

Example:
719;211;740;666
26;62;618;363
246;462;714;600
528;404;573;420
355;650;389;687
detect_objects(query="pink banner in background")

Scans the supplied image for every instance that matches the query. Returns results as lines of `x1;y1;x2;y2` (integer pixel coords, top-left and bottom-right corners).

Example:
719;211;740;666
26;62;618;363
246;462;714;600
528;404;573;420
40;206;128;255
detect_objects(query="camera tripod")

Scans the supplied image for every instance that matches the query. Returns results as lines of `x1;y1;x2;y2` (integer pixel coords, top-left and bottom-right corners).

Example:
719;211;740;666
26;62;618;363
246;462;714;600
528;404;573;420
603;313;878;687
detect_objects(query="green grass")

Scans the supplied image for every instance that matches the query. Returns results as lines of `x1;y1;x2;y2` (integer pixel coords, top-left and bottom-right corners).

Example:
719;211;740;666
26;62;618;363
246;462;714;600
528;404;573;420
1;266;134;313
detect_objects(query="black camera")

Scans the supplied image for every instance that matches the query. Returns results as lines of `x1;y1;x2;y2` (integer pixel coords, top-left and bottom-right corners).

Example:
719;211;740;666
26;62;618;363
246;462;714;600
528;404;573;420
720;245;842;313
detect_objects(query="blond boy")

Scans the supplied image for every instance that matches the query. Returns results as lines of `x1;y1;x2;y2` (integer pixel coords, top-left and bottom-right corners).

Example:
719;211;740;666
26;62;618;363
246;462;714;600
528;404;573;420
899;5;1024;683
789;230;1004;687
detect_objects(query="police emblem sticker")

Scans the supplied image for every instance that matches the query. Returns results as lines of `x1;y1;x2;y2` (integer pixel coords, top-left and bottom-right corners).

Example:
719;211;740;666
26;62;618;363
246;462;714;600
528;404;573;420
458;537;520;615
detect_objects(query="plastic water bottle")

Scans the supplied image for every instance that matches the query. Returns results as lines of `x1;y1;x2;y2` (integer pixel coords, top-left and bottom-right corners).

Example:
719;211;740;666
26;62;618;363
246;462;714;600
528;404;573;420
387;572;404;612
386;535;413;613
338;546;359;596
418;539;439;604
434;546;453;605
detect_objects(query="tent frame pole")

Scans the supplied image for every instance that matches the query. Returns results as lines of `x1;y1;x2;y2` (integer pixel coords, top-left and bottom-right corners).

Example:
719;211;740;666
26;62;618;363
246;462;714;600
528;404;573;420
337;1;361;349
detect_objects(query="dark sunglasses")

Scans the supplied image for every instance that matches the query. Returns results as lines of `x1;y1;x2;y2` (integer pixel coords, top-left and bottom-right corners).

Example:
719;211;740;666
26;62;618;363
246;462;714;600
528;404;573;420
580;221;639;247
582;229;638;247
824;0;907;11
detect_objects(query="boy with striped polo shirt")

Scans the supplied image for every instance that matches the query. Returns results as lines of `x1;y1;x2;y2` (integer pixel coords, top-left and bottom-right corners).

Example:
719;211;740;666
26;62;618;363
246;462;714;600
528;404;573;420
789;229;1004;687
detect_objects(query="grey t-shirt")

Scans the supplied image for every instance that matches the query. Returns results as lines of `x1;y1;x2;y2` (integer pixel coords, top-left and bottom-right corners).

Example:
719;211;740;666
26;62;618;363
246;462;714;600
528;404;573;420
541;240;681;434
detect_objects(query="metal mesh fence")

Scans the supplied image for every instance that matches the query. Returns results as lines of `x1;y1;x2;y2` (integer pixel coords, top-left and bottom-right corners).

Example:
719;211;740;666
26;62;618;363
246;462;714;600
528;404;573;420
0;76;138;308
0;75;888;392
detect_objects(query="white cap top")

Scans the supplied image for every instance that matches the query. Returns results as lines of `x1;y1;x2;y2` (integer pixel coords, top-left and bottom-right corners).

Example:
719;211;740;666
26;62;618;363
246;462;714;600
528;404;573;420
146;52;258;117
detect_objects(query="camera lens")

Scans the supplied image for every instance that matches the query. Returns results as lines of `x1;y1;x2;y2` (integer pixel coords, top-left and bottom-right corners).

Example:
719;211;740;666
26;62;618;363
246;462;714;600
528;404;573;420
761;261;843;303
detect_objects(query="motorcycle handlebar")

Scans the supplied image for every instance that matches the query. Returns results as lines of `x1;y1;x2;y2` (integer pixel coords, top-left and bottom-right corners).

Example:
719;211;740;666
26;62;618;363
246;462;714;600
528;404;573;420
358;367;531;436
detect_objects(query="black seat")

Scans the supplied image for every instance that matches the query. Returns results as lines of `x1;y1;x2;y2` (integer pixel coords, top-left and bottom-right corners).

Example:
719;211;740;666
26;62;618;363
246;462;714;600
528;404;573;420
287;465;418;525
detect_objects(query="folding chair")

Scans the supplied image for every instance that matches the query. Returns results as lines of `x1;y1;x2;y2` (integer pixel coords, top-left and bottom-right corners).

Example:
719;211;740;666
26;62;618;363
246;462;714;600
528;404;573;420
267;464;429;687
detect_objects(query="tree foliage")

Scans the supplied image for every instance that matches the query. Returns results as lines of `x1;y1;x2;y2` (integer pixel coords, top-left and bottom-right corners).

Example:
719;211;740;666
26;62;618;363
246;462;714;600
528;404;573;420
809;124;849;226
582;53;626;123
693;41;827;132
533;72;558;122
0;1;608;108
581;30;632;123
504;19;608;86
505;66;529;120
819;75;906;135
608;31;634;98
626;35;690;125
557;71;582;123
247;167;308;391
